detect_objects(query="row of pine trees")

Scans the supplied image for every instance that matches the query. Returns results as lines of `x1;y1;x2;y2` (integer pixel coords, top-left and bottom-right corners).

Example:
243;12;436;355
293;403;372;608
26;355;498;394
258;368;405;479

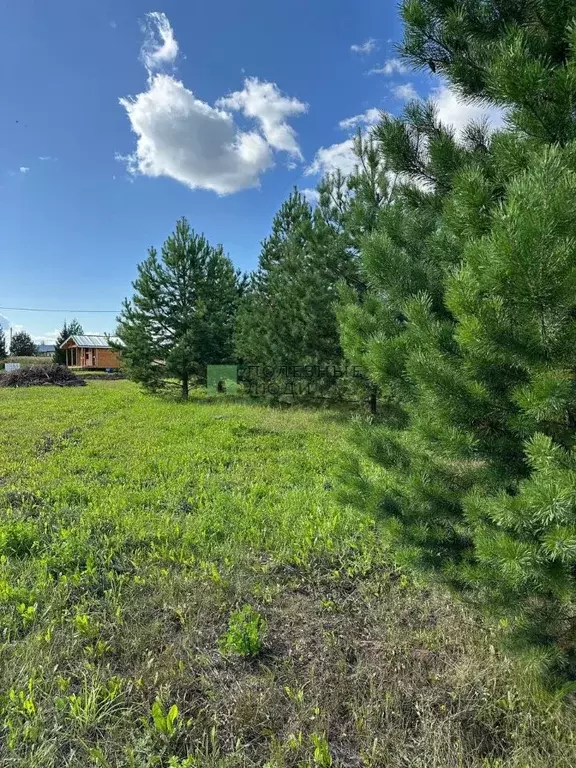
117;0;576;682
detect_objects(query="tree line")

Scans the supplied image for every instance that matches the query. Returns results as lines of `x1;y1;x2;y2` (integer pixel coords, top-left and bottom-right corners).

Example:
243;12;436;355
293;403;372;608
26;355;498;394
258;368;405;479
115;0;576;683
0;320;85;360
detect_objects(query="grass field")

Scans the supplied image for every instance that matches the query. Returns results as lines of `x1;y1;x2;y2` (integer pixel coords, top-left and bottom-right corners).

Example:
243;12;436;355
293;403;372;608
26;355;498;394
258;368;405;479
1;357;53;368
0;381;575;767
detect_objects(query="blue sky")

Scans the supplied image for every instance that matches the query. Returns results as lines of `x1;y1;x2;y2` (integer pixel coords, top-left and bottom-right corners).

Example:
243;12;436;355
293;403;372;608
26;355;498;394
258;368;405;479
0;0;499;344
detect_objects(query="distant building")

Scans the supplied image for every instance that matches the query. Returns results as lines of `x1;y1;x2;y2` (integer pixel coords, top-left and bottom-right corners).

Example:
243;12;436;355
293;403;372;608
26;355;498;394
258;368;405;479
36;344;56;357
60;335;122;369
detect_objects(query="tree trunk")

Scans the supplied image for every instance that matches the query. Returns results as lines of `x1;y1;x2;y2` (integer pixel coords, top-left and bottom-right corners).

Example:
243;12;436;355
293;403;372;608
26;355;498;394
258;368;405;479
369;386;377;416
182;373;189;400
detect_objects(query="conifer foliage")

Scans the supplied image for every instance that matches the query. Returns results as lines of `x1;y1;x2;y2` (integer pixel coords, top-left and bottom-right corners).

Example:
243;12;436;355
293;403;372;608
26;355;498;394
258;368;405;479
0;324;7;360
235;188;357;372
338;0;576;680
117;218;242;399
53;319;84;365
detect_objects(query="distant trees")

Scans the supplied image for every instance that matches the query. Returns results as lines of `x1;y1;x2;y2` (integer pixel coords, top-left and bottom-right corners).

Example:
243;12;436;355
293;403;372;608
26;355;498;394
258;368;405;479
10;331;36;357
53;319;84;364
0;325;6;359
116;217;243;399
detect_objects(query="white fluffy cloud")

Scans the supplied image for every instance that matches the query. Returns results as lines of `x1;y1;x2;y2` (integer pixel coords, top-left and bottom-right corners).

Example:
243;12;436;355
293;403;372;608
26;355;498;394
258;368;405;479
351;38;378;55
140;11;178;71
306;107;385;177
368;58;408;76
393;83;419;101
305;138;358;177
19;166;30;173
217;78;307;159
119;75;274;195
119;15;307;194
338;107;381;131
33;329;60;345
432;85;505;137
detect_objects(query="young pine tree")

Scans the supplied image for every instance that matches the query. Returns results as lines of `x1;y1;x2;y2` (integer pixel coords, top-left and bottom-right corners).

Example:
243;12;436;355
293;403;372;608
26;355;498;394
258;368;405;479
442;145;576;675
341;0;576;679
235;190;319;367
53;319;84;365
117;218;242;399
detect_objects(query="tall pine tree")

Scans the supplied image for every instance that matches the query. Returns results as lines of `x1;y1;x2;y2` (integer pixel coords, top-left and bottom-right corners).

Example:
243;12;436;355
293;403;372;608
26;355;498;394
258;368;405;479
53;319;84;365
117;218;242;399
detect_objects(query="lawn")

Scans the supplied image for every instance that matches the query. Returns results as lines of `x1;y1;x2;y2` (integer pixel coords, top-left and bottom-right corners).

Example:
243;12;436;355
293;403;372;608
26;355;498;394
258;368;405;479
0;381;575;767
1;357;53;368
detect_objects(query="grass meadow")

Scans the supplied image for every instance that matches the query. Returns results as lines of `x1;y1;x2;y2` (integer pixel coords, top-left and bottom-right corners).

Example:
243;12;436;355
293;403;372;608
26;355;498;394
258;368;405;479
1;357;53;368
0;381;575;767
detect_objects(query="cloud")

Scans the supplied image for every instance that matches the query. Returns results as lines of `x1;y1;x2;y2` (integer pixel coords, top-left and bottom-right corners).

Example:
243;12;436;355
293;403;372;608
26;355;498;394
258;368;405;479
119;75;274;194
217;77;307;159
120;15;307;194
32;329;60;345
339;108;381;131
393;83;419;101
368;58;408;76
351;38;378;55
301;188;320;204
305;138;358;177
140;11;178;72
307;106;385;177
38;156;54;161
431;84;505;138
19;166;30;174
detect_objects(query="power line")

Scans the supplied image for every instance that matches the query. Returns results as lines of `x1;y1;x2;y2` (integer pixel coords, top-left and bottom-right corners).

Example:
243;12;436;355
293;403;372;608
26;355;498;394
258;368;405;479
0;306;119;314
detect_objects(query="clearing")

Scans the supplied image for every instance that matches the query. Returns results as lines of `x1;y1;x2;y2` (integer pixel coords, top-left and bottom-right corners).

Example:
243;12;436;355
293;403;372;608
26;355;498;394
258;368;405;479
0;382;575;767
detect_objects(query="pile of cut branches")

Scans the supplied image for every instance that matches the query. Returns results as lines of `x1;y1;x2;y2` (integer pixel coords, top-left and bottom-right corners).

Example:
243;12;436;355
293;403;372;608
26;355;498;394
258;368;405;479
0;365;85;388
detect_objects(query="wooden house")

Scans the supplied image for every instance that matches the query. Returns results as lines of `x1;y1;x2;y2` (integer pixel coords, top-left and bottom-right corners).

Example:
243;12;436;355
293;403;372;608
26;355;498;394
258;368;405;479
60;335;122;369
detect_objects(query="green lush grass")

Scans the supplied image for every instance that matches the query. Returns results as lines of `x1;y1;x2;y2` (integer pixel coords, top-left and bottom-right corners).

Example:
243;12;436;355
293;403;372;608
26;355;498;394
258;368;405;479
0;382;575;767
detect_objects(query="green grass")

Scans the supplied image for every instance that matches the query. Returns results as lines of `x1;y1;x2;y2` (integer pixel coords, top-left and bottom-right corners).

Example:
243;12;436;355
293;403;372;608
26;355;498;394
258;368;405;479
0;381;575;767
1;357;53;368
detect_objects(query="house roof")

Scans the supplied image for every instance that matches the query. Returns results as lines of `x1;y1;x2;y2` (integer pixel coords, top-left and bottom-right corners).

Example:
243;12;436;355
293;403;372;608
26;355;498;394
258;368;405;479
61;335;123;349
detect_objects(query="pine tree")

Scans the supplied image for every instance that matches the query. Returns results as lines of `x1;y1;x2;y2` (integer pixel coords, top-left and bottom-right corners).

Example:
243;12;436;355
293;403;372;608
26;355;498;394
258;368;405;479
400;0;576;145
0;325;7;360
10;331;36;357
334;131;412;412
53;319;84;364
235;190;319;367
340;0;576;679
116;218;242;399
235;148;391;401
442;145;576;674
